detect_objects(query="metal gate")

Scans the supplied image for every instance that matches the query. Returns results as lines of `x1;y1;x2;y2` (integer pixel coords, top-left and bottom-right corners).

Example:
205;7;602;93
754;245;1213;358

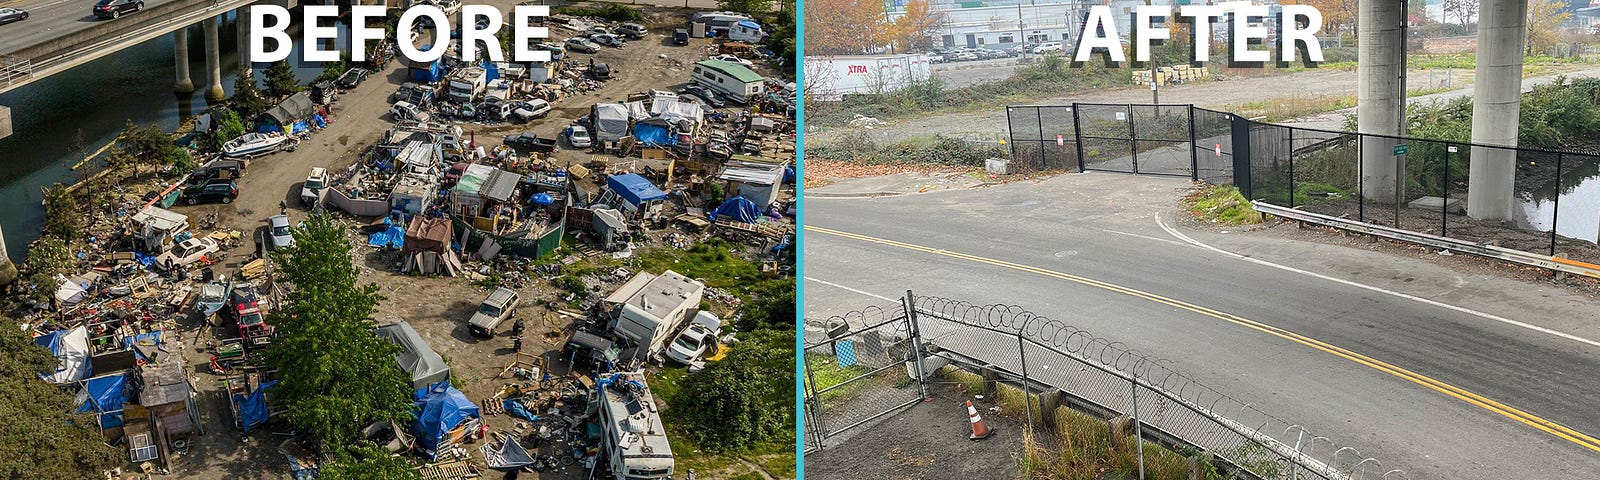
802;297;927;452
1008;103;1211;177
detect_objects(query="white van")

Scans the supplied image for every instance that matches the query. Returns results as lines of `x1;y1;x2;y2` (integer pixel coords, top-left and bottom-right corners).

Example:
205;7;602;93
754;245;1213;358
1032;42;1064;54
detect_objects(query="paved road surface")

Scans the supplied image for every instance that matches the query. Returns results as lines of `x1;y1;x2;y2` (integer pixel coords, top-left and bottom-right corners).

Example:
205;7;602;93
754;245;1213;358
803;172;1600;479
0;0;179;56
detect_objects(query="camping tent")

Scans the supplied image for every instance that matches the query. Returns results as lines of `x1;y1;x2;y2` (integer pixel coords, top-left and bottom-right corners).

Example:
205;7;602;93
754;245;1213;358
77;373;128;429
54;274;89;306
377;321;451;389
36;325;91;384
411;381;480;457
593;104;631;142
261;92;317;132
605;174;667;209
709;196;762;223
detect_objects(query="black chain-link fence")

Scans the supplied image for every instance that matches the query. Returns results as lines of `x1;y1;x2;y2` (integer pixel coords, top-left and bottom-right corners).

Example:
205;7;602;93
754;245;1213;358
1008;103;1600;265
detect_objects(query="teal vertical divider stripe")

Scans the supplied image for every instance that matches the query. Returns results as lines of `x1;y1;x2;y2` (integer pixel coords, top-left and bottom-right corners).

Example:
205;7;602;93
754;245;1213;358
793;0;807;475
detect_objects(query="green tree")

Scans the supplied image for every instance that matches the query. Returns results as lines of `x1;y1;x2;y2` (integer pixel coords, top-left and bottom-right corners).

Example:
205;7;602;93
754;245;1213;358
113;122;177;177
0;315;123;478
739;279;795;331
669;329;795;452
40;184;82;242
22;235;72;303
232;70;270;120
264;60;303;100
764;4;797;77
212;109;247;151
316;56;349;83
318;444;419;480
718;0;773;15
264;215;415;449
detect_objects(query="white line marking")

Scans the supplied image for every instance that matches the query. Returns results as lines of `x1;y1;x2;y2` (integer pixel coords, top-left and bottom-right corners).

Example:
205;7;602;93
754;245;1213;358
803;276;896;302
1101;228;1191;247
1155;214;1600;349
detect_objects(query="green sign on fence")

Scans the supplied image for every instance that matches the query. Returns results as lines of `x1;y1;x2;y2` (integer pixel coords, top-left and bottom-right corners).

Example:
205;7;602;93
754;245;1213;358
1393;144;1408;156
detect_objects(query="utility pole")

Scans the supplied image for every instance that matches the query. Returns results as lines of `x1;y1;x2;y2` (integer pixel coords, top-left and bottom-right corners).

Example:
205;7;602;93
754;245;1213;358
1147;0;1158;104
1018;1;1028;62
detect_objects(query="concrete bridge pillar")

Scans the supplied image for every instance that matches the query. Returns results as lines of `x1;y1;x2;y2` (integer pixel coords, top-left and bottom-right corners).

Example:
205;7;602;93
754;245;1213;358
1357;0;1405;203
236;8;252;71
1467;0;1529;221
174;28;195;93
204;15;226;101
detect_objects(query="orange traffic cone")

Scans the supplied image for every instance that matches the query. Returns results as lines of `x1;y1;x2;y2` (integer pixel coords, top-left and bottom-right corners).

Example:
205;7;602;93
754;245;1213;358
966;400;993;440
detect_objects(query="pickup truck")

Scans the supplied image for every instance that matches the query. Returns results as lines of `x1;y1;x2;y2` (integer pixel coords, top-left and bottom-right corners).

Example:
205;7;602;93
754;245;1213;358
503;132;558;153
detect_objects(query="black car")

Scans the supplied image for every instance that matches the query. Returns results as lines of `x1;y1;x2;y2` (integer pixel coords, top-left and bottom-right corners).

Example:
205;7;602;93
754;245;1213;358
182;180;238;205
188;160;243;185
93;0;143;19
336;68;370;89
0;7;29;25
673;29;690;46
503;132;557;152
678;85;726;108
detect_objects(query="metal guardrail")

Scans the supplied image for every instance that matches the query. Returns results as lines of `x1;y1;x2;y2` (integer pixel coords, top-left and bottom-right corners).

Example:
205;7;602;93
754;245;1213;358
1254;201;1600;280
0;56;30;86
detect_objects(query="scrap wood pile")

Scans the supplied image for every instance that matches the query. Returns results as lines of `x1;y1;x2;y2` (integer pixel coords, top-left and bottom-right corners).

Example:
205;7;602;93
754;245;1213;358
477;374;597;474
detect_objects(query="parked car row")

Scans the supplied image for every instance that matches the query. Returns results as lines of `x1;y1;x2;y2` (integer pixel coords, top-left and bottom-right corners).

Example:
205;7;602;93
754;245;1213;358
928;46;1016;63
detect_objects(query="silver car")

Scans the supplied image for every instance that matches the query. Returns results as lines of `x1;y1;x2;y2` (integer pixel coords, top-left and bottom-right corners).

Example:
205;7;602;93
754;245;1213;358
267;214;295;250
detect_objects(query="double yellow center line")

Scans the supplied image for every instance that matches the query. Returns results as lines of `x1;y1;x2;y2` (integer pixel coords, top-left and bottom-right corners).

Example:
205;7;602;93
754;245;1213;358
807;225;1600;454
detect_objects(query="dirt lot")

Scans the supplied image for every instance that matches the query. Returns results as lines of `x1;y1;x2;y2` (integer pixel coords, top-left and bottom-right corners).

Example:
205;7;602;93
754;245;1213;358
806;384;1022;480
137;3;792;479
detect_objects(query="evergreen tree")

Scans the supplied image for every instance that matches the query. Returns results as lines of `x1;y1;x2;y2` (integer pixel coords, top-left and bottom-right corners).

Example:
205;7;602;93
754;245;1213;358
231;70;270;120
0;316;123;478
263;60;303;100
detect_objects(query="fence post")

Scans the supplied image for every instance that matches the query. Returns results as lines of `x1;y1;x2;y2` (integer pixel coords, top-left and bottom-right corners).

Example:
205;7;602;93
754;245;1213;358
1188;105;1198;181
1288;127;1296;208
1442;144;1452;238
1552;152;1563;257
1016;329;1034;430
1128;104;1139;174
1230;115;1252;199
803;352;827;448
1036;106;1047;171
1358;134;1365;222
903;290;930;400
1072;105;1087;172
1130;366;1147;479
1006;107;1018;162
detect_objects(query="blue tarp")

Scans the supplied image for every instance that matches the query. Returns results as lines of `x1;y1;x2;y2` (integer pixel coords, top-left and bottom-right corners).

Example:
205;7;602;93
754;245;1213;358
236;380;279;432
312;114;327;129
632;123;673;146
709;196;761;223
123;331;164;363
483;60;500;81
605;173;666;207
530;193;555;205
36;330;65;355
784;166;796;183
78;374;127;429
411;381;480;457
257;123;284;134
290;120;309;134
410;57;445;83
368;222;405;249
503;398;539;422
738;19;760;29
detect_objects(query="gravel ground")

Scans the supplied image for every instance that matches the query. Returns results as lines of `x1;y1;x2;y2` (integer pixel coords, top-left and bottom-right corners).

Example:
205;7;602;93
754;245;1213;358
806;385;1022;480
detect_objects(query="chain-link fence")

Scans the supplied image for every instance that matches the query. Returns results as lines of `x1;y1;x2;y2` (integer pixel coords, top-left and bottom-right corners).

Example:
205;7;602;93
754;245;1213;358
1008;102;1600;265
804;292;1401;479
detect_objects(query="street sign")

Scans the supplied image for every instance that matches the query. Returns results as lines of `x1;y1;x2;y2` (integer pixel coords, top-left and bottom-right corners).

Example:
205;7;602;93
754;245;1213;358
1057;134;1065;146
1393;144;1408;156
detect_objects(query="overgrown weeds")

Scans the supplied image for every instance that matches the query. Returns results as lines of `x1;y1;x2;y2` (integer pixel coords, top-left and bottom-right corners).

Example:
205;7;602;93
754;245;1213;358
808;132;1007;167
1182;184;1264;225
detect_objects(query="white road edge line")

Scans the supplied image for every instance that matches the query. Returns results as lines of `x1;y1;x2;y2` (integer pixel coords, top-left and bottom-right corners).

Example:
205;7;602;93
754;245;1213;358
1102;228;1192;247
1155;214;1600;350
803;276;897;302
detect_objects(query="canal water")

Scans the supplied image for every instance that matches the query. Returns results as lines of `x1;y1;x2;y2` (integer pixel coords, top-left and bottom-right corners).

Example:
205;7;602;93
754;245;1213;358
0;15;349;260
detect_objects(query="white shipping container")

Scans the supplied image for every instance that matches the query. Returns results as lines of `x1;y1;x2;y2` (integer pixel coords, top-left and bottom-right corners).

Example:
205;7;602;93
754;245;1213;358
804;54;932;101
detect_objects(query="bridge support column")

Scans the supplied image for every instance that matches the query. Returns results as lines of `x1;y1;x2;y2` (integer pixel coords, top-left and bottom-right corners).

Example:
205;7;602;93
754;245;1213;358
174;28;195;93
1357;0;1405;203
237;7;252;71
1467;0;1528;221
203;16;226;102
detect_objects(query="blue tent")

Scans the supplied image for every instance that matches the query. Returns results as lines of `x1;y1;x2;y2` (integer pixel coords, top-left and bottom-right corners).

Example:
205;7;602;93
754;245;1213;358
530;193;555;205
605;174;667;207
411;381;480;457
236;380;279;432
632;123;673;146
368;222;405;249
709;196;761;223
410;57;445;83
36;330;66;355
290;120;310;135
78;374;128;429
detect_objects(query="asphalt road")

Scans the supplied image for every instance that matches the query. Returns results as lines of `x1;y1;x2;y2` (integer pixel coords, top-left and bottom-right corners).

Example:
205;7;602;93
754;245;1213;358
802;172;1600;479
0;0;175;56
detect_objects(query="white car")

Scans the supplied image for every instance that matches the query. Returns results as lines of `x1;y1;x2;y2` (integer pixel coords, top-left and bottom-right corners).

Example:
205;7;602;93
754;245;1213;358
711;54;754;67
666;312;722;365
567;125;592;148
267;214;295;250
155;237;220;269
1032;42;1064;54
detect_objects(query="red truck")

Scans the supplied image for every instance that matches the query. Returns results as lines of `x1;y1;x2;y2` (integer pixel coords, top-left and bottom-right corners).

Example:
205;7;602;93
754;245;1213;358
226;285;276;346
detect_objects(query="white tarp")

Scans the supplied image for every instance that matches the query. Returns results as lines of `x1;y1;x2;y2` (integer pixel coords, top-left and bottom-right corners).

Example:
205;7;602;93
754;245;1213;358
659;100;704;125
624;101;651;121
41;325;92;384
593;104;631;142
54;274;88;306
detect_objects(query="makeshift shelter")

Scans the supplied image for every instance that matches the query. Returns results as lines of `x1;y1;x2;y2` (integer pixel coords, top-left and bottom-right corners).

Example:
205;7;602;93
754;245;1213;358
401;216;461;276
593;208;627;248
377;321;452;389
411;381;481;459
260;91;317;133
592;103;631;142
36;325;92;384
235;380;278;433
632;121;674;147
602;173;667;219
76;373;128;430
367;218;405;250
709;196;761;223
139;361;198;438
130;206;189;253
54;274;90;306
717;157;788;206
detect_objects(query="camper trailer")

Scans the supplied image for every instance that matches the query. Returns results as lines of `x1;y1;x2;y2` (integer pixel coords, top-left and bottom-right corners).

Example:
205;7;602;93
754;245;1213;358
604;270;704;361
595;371;674;480
690;59;764;104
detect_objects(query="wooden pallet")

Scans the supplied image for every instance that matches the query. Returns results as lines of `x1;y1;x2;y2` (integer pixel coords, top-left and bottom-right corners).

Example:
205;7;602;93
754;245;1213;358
417;461;481;480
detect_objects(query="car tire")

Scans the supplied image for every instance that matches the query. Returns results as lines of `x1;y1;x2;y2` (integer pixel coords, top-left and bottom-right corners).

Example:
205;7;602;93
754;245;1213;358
136;3;143;11
110;10;119;18
222;196;232;204
186;197;197;205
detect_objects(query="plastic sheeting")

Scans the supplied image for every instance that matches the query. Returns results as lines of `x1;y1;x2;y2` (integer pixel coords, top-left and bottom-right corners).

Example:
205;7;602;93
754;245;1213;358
411;381;480;456
633;123;673;146
606;174;667;207
236;380;279;432
593;104;630;142
503;398;538;422
77;374;127;429
368;221;406;250
376;321;451;389
36;326;92;383
709;196;761;223
123;331;164;363
530;193;555;205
